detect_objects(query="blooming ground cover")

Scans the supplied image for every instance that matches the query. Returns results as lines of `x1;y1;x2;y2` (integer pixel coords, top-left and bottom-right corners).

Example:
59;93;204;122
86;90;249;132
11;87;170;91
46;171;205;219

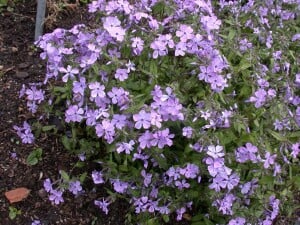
11;0;300;224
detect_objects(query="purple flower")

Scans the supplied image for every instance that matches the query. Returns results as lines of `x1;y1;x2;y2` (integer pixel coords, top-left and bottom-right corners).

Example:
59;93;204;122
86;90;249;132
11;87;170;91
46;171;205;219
65;105;84;123
49;189;64;205
176;24;194;42
59;65;79;82
95;119;115;143
141;170;152;187
176;207;186;221
148;110;162;128
175;42;187;56
107;87;129;106
111;114;128;129
182;126;193;138
175;179;190;189
89;82;105;98
68;180;82;195
201;15;221;30
115;68;129;81
179;163;199;179
224;173;240;190
31;220;41;225
151;128;174;149
207;145;225;159
72;77;86;96
92;170;105;184
131;37;144;55
116;140;135;154
166;166;181;181
43;178;53;193
205;157;225;177
235;143;259;163
249;88;267;108
138;131;154;149
133;110;151;129
111;179;128;193
264;152;277;169
150;39;167;59
25;86;45;103
292;33;300;41
290;142;300;158
13;121;35;144
213;193;236;215
209;174;227;192
95;198;111;215
103;16;125;42
228;217;246;225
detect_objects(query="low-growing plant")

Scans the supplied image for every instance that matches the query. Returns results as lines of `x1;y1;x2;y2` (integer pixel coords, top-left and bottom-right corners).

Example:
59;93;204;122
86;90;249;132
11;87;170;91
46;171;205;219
15;0;300;224
8;206;21;220
26;148;43;166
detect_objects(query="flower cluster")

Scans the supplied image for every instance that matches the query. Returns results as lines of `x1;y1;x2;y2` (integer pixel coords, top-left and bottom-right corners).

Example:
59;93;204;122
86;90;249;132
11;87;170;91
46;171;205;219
14;0;300;224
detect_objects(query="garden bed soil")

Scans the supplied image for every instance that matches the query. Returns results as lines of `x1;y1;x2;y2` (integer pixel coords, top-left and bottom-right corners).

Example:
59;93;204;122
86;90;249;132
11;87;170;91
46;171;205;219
0;1;192;225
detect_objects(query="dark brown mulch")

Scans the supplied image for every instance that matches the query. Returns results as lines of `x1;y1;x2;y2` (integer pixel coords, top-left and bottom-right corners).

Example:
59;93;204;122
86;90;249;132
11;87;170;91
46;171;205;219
0;1;191;225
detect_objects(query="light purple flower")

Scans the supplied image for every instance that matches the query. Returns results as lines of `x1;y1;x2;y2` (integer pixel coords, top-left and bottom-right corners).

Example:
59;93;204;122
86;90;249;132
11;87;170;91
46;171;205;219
131;37;144;55
141;170;152;187
65;105;84;123
176;207;186;221
13;121;35;144
111;179;128;193
31;220;41;225
138;131;153;149
92;170;105;184
176;25;194;42
43;178;53;193
213;193;236;215
49;189;64;205
115;68;129;81
179;163;199;179
95;119;115;143
59;65;79;82
68;180;82;195
133;110;151;129
95;198;111;215
264;152;277;169
290;142;300;158
207;145;225;159
151;128;174;149
116;140;135;154
205;157;225;177
89;82;105;98
182;126;193;138
228;217;246;225
201;15;221;30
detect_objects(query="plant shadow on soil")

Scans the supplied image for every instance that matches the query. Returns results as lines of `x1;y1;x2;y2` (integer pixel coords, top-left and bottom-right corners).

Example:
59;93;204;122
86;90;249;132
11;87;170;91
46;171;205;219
0;1;191;224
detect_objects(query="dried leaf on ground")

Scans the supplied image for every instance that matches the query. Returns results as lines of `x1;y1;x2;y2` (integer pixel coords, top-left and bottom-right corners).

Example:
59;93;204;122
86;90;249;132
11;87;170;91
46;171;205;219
5;187;31;203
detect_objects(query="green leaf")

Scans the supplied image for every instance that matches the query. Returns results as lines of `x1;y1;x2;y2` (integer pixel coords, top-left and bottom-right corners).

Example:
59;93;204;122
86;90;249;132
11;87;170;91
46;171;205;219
26;148;43;166
62;135;71;151
267;129;288;141
60;170;70;182
238;59;251;72
42;125;56;132
162;215;169;223
227;29;236;41
259;175;274;186
79;172;87;183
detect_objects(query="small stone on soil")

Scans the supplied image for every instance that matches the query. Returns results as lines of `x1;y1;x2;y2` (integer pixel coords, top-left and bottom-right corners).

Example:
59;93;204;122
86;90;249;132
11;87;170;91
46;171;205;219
18;63;30;69
15;71;29;79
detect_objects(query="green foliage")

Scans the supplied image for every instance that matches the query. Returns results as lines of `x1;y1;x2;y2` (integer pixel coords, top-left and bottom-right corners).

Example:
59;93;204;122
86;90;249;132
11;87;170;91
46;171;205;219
8;206;21;220
26;148;43;166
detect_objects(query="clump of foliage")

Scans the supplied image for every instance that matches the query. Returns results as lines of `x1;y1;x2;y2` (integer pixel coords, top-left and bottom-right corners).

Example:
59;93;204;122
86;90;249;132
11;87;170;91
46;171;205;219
15;0;300;224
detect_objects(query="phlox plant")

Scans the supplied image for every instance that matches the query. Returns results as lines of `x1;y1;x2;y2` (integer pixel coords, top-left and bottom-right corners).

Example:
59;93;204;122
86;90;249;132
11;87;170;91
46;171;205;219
14;0;300;224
